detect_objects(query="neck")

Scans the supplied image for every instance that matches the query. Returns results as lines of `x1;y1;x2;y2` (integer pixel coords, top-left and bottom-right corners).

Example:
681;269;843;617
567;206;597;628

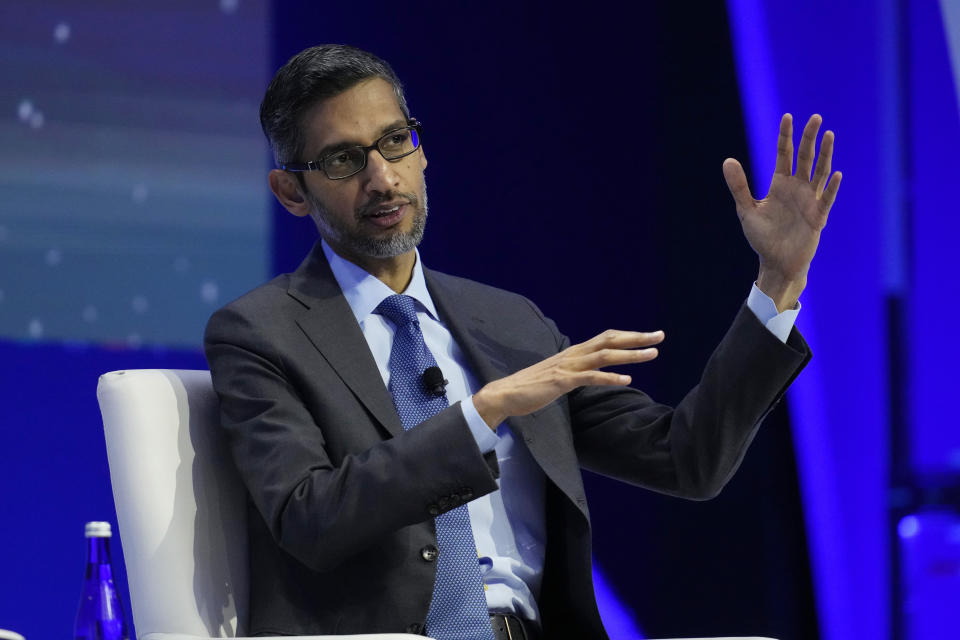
329;244;417;293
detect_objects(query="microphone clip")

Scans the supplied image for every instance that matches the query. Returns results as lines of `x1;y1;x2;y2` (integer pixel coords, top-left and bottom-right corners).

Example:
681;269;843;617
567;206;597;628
422;366;449;397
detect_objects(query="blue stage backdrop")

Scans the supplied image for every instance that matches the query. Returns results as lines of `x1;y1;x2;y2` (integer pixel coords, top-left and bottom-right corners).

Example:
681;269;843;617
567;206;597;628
8;2;917;639
0;1;268;638
727;1;960;639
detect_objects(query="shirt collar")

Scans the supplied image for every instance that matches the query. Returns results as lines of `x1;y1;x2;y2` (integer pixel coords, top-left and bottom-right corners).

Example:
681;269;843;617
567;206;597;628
320;239;439;325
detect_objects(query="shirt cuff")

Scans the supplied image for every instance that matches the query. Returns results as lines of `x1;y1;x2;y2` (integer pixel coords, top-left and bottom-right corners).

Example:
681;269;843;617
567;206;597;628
746;282;800;344
460;396;500;453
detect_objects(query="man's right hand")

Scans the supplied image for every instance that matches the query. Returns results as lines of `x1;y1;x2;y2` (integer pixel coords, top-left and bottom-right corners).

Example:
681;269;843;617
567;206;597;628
472;329;665;429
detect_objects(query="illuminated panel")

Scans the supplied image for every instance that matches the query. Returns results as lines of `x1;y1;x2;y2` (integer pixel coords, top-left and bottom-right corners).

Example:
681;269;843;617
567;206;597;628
726;1;892;639
593;564;646;640
909;1;960;474
0;1;269;347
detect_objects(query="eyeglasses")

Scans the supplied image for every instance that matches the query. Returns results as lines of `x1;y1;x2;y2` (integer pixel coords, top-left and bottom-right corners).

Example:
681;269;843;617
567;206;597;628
280;120;423;180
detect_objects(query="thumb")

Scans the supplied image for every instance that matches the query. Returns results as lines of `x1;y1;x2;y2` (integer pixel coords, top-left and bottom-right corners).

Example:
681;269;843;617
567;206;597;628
722;158;754;216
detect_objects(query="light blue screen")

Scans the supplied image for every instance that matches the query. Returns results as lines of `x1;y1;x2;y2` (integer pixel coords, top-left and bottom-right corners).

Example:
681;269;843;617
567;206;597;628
0;0;269;348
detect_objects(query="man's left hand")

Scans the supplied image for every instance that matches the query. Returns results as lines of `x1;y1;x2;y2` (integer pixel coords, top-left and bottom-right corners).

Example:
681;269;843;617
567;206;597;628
722;113;842;312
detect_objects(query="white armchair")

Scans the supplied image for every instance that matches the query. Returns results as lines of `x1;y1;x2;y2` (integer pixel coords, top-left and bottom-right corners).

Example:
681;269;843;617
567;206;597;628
97;368;775;640
97;369;427;640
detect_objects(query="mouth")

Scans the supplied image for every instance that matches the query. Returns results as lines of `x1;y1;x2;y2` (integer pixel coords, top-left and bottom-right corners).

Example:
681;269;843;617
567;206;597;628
361;201;408;228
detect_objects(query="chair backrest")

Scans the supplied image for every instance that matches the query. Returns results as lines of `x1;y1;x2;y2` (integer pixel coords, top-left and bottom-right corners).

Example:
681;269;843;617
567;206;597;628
98;369;247;639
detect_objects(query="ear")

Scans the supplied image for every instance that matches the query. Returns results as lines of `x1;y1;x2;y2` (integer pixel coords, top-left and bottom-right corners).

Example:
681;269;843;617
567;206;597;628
268;169;313;217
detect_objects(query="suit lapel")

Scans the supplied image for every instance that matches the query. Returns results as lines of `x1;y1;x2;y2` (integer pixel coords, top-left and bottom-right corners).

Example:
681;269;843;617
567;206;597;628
287;242;404;437
425;270;590;517
424;270;509;387
424;269;536;438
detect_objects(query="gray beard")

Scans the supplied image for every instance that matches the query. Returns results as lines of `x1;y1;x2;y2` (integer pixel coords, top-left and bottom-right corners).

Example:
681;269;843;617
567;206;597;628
306;187;427;259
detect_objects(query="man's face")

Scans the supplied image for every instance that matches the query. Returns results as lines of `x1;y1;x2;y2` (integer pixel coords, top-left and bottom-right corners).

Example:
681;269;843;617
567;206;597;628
298;77;428;264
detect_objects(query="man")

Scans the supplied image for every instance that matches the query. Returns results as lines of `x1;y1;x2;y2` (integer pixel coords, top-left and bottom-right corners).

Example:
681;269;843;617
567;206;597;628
204;44;840;639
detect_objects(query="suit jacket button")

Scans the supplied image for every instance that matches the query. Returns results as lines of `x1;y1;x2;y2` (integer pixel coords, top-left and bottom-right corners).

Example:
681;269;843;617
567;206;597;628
427;503;440;516
406;622;423;634
420;544;439;562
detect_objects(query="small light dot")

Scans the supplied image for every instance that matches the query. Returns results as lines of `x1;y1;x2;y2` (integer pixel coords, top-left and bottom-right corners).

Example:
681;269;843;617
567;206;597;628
173;256;190;273
29;111;45;129
17;100;34;122
45;248;62;266
131;295;149;314
201;280;219;303
898;515;920;539
81;305;98;323
132;183;148;204
53;22;71;44
28;319;43;338
126;333;143;349
220;0;239;14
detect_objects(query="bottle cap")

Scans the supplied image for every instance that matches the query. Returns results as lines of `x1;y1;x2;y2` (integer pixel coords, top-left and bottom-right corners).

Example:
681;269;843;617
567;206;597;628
84;521;112;538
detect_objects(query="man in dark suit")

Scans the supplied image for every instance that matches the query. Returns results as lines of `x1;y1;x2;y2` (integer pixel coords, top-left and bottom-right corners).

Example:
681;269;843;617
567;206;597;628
204;45;841;639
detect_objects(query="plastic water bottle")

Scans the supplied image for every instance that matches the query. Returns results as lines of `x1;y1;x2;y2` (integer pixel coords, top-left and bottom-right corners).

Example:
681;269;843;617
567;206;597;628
74;522;129;640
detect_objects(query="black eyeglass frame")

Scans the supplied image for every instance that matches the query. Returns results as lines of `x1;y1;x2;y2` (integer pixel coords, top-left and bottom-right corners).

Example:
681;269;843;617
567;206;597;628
280;119;423;180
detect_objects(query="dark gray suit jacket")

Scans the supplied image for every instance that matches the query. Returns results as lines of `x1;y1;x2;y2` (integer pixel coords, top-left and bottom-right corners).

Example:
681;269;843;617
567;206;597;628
203;240;811;638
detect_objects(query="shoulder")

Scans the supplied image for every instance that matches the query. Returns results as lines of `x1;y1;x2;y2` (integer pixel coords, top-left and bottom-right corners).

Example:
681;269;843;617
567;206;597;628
425;269;545;316
424;268;566;352
204;274;297;343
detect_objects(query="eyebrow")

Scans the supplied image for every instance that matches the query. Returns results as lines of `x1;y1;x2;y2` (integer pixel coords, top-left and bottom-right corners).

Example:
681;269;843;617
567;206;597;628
314;119;408;159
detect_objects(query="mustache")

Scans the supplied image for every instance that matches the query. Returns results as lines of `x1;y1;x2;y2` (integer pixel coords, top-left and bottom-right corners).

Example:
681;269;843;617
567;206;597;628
355;193;417;219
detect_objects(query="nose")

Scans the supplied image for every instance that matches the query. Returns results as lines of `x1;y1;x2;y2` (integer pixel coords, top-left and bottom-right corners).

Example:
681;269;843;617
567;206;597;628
360;148;401;194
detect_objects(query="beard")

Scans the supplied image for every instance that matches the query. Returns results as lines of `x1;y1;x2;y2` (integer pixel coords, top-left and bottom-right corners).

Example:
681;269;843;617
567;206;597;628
305;184;428;259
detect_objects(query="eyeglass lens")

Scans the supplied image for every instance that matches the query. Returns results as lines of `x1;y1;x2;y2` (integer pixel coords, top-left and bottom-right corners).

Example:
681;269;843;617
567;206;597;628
324;127;421;179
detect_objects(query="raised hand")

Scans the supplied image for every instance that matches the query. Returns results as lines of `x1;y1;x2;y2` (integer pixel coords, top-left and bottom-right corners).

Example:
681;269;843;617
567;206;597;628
472;329;665;428
722;114;842;311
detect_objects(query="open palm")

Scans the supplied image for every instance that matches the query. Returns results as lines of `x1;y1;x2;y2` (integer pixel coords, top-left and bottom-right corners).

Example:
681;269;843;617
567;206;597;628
723;114;842;290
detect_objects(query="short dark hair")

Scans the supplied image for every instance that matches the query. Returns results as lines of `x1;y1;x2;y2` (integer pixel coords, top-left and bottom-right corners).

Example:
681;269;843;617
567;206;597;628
259;44;410;166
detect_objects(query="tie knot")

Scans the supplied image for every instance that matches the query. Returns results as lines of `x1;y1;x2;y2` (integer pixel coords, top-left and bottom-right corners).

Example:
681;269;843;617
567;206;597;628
375;294;419;327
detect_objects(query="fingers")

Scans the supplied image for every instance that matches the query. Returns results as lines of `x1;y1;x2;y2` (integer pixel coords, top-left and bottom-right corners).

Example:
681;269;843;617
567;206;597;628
774;113;794;176
795;114;823;180
574;346;660;372
479;328;665;421
560;329;663;382
812;129;835;193
722;158;754;216
576;328;665;352
570;370;634;388
820;170;843;215
776;113;840;203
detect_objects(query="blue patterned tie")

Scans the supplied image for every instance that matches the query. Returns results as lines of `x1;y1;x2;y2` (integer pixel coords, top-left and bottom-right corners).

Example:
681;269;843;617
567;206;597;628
375;294;494;640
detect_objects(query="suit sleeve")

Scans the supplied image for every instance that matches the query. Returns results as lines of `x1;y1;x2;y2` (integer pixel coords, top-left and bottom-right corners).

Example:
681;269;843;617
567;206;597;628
204;305;500;572
527;301;811;500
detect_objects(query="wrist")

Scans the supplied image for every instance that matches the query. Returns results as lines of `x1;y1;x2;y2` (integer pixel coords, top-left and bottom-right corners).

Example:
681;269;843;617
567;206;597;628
473;385;506;431
756;266;806;313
